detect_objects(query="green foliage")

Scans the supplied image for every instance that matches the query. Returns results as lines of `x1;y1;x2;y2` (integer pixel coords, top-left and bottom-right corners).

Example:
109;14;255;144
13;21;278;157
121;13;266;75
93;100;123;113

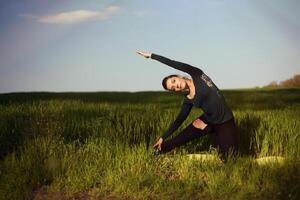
0;89;299;200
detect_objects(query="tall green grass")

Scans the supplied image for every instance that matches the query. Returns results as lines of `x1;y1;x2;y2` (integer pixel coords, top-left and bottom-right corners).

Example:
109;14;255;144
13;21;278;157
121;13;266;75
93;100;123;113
0;89;299;199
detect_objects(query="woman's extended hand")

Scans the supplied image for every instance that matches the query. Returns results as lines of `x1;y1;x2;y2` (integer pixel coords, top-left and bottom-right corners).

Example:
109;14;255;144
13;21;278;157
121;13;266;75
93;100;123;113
136;50;152;59
153;137;164;151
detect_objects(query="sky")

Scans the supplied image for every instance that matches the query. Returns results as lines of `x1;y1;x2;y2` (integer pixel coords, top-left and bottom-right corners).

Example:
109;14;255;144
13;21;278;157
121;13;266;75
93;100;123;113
0;0;299;93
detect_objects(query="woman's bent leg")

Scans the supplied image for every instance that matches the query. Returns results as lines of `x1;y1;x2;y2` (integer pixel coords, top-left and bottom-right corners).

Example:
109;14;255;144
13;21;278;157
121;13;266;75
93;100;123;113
213;117;239;159
160;123;212;153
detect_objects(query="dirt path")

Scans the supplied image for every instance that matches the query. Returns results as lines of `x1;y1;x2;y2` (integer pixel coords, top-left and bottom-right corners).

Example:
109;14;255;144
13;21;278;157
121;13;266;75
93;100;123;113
32;187;132;200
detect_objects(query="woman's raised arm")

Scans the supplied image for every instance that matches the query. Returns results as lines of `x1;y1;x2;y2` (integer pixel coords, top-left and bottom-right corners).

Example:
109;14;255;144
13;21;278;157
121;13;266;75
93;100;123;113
136;50;202;75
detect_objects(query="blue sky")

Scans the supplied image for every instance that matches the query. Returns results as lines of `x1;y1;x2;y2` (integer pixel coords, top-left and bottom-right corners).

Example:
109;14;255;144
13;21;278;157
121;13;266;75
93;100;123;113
0;0;299;93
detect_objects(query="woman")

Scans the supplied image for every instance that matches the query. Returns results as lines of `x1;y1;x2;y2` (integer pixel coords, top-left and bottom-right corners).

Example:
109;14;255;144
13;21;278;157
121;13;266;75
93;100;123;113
136;51;238;158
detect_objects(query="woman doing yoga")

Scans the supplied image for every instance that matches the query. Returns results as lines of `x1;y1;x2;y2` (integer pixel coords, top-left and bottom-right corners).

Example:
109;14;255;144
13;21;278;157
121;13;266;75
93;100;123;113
136;51;239;159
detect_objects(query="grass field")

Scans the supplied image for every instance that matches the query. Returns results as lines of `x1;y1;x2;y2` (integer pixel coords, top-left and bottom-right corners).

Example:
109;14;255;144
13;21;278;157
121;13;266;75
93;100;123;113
0;89;299;200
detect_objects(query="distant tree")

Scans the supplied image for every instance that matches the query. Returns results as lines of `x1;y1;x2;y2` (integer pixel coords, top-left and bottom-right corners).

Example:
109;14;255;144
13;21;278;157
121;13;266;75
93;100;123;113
279;74;300;88
267;81;278;88
265;74;300;88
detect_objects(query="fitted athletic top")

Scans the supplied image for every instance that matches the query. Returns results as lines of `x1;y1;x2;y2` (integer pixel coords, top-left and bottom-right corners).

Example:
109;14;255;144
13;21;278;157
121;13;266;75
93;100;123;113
151;53;233;140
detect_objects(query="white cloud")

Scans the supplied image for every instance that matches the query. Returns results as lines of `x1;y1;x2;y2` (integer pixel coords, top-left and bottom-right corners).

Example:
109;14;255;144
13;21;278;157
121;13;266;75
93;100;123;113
20;6;120;24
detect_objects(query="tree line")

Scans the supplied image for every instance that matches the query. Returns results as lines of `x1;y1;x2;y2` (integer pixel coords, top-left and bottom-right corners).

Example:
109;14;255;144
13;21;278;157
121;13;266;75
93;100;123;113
266;74;300;88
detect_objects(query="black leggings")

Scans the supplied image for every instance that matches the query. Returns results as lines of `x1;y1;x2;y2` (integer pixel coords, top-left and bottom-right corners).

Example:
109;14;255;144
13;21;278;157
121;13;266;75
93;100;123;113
160;116;239;158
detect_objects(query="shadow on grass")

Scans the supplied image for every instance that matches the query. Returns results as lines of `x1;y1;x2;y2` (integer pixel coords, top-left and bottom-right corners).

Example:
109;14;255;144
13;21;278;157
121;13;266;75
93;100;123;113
0;114;32;159
236;115;261;156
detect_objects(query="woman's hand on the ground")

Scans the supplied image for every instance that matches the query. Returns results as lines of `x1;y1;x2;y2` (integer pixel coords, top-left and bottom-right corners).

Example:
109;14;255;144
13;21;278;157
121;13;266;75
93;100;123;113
153;137;164;151
136;50;152;59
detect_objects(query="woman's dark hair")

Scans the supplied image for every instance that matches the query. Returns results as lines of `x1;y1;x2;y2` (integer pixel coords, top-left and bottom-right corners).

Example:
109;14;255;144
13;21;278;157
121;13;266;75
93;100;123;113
162;75;189;90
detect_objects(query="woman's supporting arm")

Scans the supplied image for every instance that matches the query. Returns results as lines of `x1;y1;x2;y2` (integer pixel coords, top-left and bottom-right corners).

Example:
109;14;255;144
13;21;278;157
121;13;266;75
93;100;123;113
151;53;202;75
160;101;193;140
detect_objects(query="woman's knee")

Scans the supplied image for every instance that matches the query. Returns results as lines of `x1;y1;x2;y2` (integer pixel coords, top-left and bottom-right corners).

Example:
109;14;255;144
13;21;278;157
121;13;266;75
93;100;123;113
192;118;207;130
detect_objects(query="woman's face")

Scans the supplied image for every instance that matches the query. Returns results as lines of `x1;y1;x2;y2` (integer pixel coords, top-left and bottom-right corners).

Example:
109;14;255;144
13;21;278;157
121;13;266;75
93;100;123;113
166;76;186;92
